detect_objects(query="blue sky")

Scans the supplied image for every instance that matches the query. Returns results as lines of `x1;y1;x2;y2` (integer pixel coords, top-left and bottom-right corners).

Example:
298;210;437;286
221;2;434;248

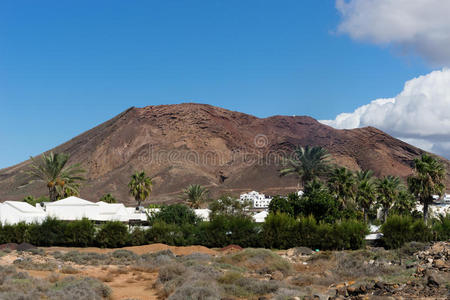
0;0;436;168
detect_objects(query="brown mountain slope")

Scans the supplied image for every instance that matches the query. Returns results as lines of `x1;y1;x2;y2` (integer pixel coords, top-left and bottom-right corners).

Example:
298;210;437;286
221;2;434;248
0;103;449;205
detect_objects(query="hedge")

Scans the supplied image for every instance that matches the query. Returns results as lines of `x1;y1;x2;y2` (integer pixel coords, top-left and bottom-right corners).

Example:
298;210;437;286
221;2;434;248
0;212;447;250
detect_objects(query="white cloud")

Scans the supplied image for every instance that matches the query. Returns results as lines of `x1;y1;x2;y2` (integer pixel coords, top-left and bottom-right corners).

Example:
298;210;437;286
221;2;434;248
321;69;450;158
336;0;450;65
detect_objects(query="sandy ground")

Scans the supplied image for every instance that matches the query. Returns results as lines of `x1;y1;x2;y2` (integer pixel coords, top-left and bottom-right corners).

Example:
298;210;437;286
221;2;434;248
0;243;218;300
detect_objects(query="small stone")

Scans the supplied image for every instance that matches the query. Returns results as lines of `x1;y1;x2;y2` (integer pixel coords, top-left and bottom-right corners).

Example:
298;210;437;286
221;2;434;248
427;275;440;288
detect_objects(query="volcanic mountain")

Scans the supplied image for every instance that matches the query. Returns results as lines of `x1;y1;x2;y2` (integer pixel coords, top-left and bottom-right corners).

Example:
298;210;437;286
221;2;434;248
0;103;449;205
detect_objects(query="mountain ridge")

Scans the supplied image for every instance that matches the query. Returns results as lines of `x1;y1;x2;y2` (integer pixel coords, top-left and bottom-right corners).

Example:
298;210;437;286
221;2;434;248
1;103;448;204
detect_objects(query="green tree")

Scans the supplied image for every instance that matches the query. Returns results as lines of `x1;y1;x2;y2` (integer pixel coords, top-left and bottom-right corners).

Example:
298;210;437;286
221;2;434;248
209;195;251;218
355;170;377;222
328;167;356;208
182;184;209;209
128;171;152;207
300;180;341;222
99;193;117;203
376;176;402;222
268;196;294;216
29;152;85;201
148;204;201;226
280;145;331;187
408;154;446;222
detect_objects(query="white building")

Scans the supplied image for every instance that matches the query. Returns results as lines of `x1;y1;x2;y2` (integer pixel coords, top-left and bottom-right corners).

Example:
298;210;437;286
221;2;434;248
240;191;272;208
0;201;47;224
44;196;100;221
194;209;211;221
253;210;268;223
96;201;130;222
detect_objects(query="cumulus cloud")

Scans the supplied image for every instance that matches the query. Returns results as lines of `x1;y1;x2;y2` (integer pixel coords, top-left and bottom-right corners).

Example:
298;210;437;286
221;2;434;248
321;69;450;158
336;0;450;65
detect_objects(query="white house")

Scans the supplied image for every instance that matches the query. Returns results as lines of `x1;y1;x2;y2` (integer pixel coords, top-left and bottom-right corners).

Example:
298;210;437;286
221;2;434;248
43;196;100;221
0;201;47;224
96;201;130;222
253;210;269;223
240;191;272;208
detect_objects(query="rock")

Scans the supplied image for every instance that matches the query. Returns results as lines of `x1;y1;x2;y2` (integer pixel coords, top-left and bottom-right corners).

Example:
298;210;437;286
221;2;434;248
375;281;385;290
433;259;445;269
427;275;440;287
270;271;284;281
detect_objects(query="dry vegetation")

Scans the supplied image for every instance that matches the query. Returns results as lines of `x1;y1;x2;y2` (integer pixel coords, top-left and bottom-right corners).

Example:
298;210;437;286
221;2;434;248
0;242;448;299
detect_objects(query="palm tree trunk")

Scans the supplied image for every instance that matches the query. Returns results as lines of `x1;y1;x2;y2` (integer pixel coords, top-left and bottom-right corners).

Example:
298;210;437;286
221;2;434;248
363;208;367;223
49;187;57;202
384;208;388;223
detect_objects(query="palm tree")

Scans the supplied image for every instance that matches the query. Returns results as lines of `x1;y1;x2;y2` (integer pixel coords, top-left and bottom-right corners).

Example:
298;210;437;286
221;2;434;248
100;193;117;203
391;190;416;216
182;184;209;209
128;171;153;207
328;167;356;208
280;145;331;187
355;170;376;222
29;152;85;201
376;175;402;222
408;154;446;222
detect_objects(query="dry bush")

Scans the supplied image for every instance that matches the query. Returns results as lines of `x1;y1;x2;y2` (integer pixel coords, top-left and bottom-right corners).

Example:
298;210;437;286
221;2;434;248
110;249;138;265
334;250;404;280
47;276;112;300
217;248;292;275
60;265;80;274
98;272;115;283
54;251;110;266
168;279;222;300
47;272;60;283
133;250;176;273
13;257;57;271
158;263;187;283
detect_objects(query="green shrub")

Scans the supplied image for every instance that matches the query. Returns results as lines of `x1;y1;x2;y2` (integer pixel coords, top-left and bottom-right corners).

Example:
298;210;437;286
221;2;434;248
26;218;67;246
296;215;320;249
432;214;450;241
95;221;129;248
129;226;147;246
196;215;260;248
331;219;369;250
262;213;296;249
0;222;29;244
65;218;95;247
146;221;185;246
381;215;432;249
